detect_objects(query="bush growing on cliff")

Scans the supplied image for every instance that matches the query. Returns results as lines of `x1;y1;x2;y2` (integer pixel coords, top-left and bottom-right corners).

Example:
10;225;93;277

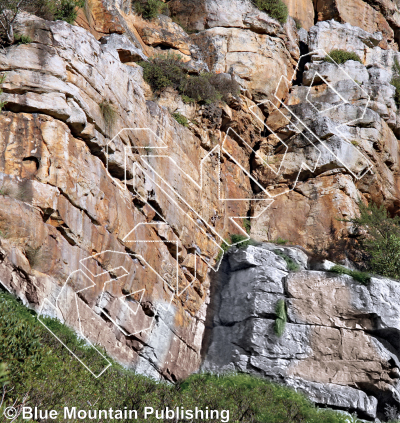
348;201;400;280
0;73;6;112
392;58;400;107
139;53;240;104
274;249;300;271
252;0;288;24
329;265;371;285
274;298;287;337
0;289;366;423
0;0;85;44
133;0;167;20
324;49;362;64
172;112;189;127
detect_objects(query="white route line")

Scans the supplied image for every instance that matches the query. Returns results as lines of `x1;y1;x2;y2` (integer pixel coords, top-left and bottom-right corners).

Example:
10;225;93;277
33;48;377;378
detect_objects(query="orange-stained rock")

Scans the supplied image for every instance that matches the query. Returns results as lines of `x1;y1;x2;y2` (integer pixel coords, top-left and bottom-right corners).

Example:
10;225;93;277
75;0;125;40
314;0;394;48
282;0;315;30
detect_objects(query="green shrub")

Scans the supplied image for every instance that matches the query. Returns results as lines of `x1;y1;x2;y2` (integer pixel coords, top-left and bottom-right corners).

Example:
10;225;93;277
181;73;222;104
274;299;287;337
324;49;362;64
275;237;288;245
329;265;371;285
0;289;365;423
139;54;240;105
346;201;400;280
294;17;302;29
0;73;6;112
14;34;32;44
182;94;195;104
243;218;251;235
252;0;288;24
205;73;240;102
274;249;300;271
133;0;167;20
139;52;187;93
230;233;258;248
172;112;188;127
53;0;84;23
392;58;400;107
0;362;9;386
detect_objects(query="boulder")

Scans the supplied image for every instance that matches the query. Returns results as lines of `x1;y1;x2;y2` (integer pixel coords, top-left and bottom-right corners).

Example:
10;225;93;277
202;245;400;420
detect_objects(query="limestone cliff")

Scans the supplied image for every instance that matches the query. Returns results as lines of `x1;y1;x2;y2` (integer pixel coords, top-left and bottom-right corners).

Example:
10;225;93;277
202;245;400;421
1;0;400;421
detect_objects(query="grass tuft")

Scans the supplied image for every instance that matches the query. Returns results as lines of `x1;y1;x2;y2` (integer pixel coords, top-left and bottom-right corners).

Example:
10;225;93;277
274;299;287;337
274;249;300;271
329;265;371;286
99;101;117;131
172;112;188;127
324;49;362;64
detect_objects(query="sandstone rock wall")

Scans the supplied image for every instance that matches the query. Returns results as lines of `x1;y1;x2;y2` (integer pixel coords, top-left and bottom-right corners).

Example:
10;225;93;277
0;12;263;380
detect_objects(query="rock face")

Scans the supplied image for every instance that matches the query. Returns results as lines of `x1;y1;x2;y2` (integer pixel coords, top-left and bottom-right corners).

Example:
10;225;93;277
0;12;262;381
249;19;400;261
313;0;395;48
3;0;400;420
202;244;400;420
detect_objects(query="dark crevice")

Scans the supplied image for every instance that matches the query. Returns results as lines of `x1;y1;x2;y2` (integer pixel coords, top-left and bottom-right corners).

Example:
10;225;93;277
293;42;311;86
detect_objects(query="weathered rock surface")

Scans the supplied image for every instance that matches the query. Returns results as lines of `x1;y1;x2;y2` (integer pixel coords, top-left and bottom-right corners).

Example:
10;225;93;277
0;12;260;381
202;244;400;420
313;0;395;48
248;19;400;262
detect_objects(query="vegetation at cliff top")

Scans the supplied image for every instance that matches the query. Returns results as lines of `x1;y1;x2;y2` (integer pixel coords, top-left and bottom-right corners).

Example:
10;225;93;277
133;0;167;20
0;288;364;422
324;49;362;64
347;201;400;280
0;0;84;44
139;53;240;105
252;0;288;24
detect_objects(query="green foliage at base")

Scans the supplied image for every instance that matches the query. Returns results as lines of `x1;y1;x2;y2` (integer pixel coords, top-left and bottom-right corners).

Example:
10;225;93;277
324;49;362;64
172;112;188;127
139;53;240;104
274;299;287;337
0;290;364;422
133;0;167;20
347;201;400;280
0;362;9;386
274;249;300;271
252;0;288;24
329;265;371;286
